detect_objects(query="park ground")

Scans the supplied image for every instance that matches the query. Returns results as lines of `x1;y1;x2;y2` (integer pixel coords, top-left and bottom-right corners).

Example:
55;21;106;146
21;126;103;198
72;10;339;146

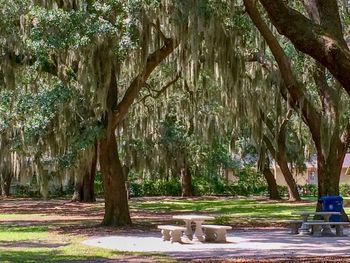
1;196;350;262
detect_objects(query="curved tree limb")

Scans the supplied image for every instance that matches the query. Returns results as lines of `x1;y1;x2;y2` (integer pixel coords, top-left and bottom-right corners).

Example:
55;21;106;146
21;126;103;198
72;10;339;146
243;0;322;150
257;0;350;96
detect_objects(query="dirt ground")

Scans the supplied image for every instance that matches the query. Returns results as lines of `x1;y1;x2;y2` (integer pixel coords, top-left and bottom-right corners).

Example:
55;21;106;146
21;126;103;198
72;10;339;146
1;197;350;262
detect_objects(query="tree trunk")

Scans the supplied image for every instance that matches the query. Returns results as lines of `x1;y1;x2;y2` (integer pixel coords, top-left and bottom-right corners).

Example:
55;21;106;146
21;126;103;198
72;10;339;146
317;154;342;198
315;151;349;221
99;117;131;226
276;126;301;201
261;157;281;200
0;171;12;197
180;166;192;197
277;157;301;201
263;134;301;201
97;33;179;226
71;142;97;202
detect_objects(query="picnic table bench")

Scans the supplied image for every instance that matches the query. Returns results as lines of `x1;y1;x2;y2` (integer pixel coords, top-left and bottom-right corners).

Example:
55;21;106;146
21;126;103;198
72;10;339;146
290;211;345;236
158;214;231;243
303;221;349;237
202;224;232;242
157;225;187;243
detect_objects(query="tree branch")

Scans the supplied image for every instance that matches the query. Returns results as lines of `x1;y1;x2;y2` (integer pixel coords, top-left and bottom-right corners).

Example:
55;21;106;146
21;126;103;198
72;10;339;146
257;0;350;96
246;51;275;72
150;21;168;42
112;37;181;128
244;0;322;148
138;73;181;103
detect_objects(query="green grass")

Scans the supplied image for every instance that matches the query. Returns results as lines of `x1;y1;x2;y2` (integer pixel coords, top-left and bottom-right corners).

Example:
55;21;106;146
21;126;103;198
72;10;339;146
130;196;350;224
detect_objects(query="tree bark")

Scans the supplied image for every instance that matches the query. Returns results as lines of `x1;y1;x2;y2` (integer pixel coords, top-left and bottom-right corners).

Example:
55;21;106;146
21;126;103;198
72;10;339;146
259;154;281;200
276;154;301;201
256;0;350;97
99;117;131;226
180;165;192;197
71;141;97;202
0;171;12;197
316;152;349;221
263;135;300;201
260;110;301;201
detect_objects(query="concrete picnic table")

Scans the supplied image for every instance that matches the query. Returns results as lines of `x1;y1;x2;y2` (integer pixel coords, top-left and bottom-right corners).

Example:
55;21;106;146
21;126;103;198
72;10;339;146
172;214;215;242
291;211;341;235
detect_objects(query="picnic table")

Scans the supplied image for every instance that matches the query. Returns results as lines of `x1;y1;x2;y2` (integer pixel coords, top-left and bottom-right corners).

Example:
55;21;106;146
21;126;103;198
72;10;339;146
292;211;341;235
172;214;215;242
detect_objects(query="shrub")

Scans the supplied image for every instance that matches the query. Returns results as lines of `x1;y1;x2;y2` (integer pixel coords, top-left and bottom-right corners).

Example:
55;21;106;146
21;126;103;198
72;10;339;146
129;179;181;197
300;184;317;196
94;172;104;197
129;182;143;197
192;176;212;196
340;184;350;197
277;186;288;197
13;184;40;197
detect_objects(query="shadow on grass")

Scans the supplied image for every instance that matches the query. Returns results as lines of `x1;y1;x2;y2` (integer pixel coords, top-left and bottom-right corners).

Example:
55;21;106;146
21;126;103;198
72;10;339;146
0;240;68;248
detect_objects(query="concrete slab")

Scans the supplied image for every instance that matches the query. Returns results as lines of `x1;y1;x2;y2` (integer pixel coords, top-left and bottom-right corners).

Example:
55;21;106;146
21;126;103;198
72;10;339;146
83;229;350;260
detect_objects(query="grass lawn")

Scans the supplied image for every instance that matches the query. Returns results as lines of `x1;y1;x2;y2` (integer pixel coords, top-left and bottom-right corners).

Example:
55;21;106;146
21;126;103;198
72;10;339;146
1;196;349;262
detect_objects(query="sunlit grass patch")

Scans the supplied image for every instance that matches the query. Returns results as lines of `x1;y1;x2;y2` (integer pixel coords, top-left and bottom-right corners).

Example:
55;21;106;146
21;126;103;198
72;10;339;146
0;225;49;241
0;214;45;220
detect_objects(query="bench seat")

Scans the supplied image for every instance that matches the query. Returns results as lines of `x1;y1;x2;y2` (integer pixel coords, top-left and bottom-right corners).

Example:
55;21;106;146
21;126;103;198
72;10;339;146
303;221;349;237
202;224;232;242
157;225;186;243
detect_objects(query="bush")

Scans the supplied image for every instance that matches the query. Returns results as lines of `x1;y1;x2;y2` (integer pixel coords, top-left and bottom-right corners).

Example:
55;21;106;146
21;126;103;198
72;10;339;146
277;185;288;197
129;179;181;197
13;184;40;197
129;182;143;197
300;184;318;196
340;184;350;197
192;176;213;196
94;172;104;196
227;168;267;196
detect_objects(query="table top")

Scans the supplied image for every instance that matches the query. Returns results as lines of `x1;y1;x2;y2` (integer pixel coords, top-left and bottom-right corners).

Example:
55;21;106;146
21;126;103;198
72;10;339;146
292;211;341;216
172;214;215;221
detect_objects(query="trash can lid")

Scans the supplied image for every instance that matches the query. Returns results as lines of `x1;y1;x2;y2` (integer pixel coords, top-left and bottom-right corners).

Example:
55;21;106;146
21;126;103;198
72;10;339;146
320;195;343;201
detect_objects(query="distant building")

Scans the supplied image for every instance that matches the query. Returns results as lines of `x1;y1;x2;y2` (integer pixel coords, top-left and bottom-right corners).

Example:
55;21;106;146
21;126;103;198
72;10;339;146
274;153;350;186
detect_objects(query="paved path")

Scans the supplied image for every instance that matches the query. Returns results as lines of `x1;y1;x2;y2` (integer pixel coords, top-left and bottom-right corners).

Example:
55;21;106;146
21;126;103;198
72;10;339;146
83;229;350;260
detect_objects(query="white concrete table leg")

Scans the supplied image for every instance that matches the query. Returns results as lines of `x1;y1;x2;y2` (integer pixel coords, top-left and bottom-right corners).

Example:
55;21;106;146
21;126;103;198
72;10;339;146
161;229;171;241
299;215;310;235
290;223;300;234
321;225;335;236
321;215;335;236
313;225;322;237
299;223;310;235
193;220;205;242
182;219;193;240
336;225;344;236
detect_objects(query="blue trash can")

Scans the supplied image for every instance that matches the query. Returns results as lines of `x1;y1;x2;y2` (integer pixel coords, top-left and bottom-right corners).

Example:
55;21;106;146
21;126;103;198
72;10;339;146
319;195;343;222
